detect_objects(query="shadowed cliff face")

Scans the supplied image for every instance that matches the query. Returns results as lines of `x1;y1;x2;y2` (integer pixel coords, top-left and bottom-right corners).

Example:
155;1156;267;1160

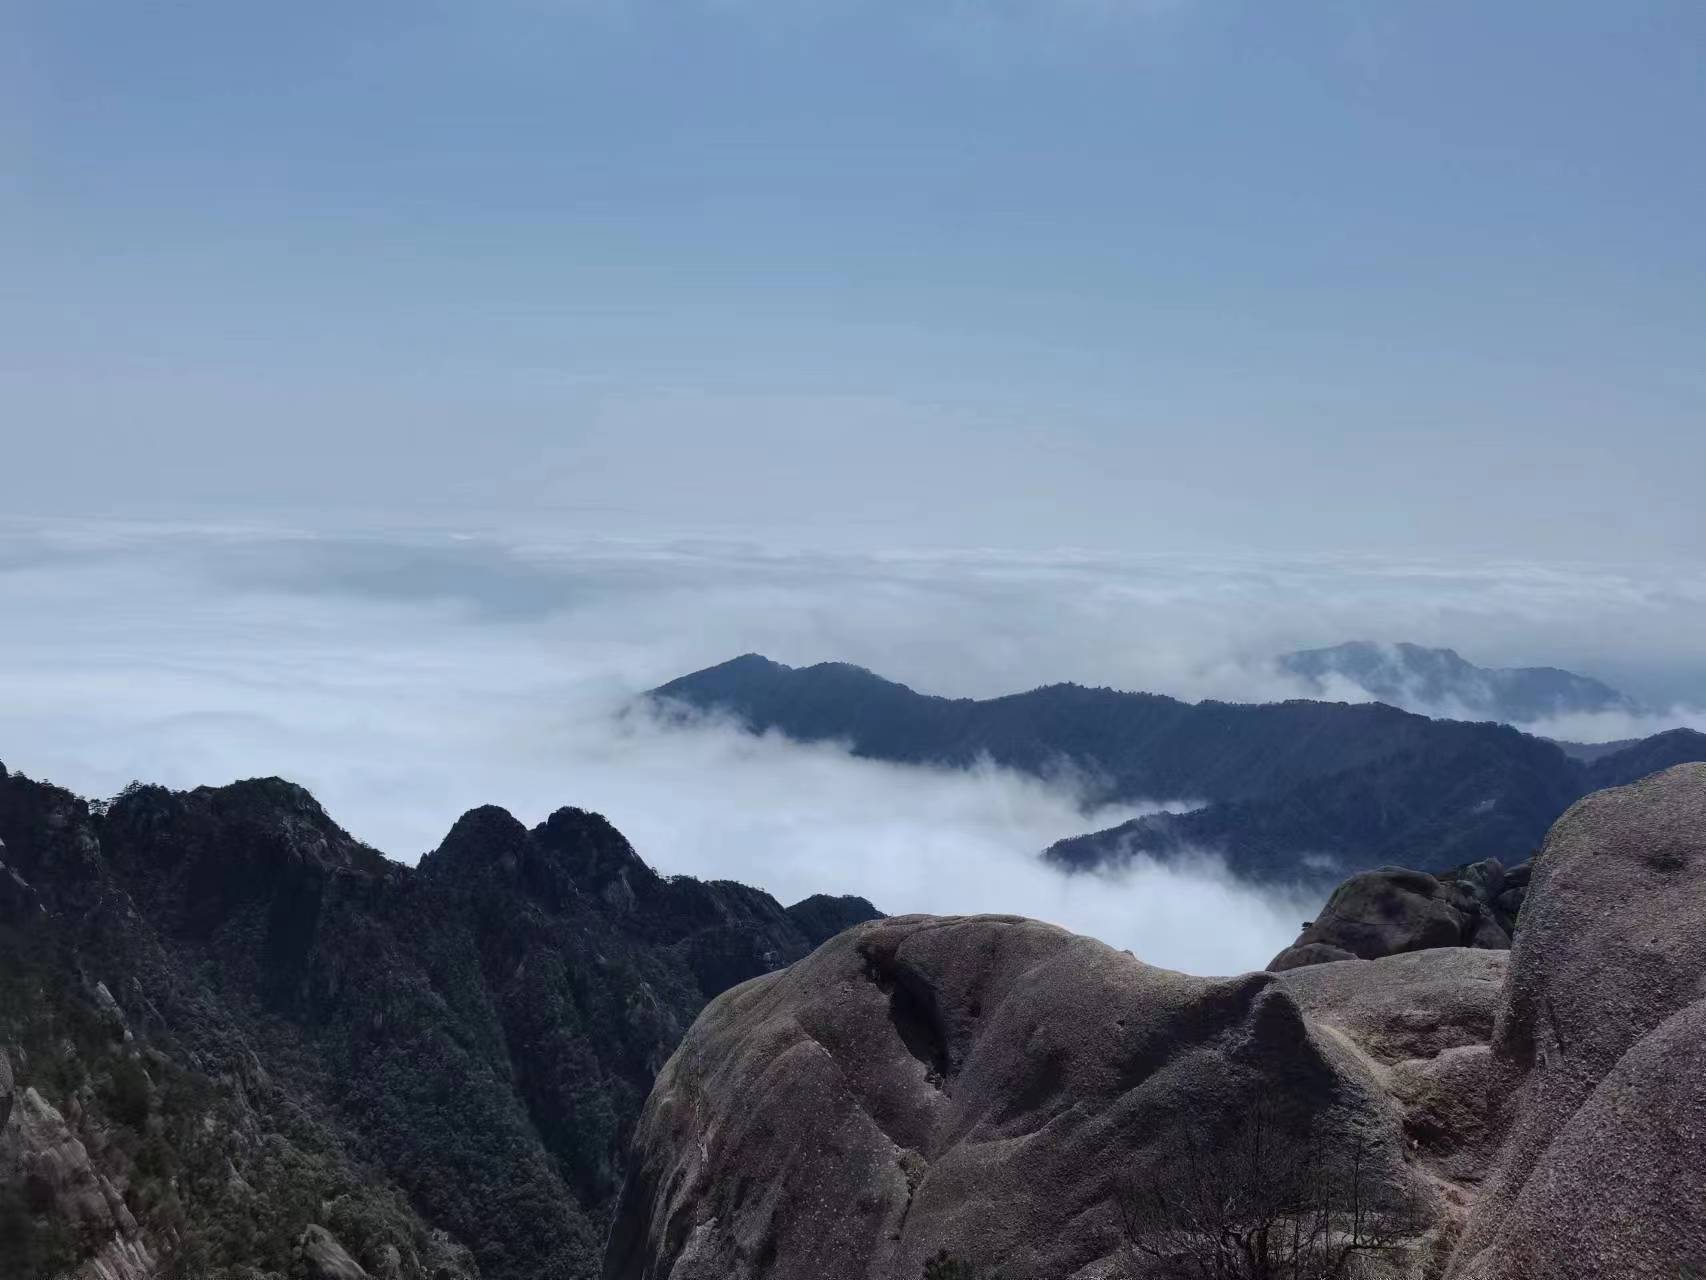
0;760;878;1280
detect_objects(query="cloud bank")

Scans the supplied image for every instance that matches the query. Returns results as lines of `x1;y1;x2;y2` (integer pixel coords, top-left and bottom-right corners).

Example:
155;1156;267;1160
2;517;1702;974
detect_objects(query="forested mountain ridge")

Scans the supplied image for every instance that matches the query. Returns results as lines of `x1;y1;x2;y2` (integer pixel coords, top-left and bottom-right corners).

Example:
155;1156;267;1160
0;760;877;1280
652;655;1706;877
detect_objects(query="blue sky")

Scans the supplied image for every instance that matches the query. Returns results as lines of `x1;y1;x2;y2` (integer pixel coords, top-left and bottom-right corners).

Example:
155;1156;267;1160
5;2;1704;556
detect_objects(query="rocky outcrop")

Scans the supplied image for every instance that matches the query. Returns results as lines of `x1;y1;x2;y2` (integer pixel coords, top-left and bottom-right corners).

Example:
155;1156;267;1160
300;1225;371;1280
606;915;1440;1280
1268;858;1529;972
609;764;1706;1280
5;1087;140;1235
0;1078;161;1280
1446;762;1706;1279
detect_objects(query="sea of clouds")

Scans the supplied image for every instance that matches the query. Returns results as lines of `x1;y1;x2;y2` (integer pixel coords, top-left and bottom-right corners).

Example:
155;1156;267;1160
2;516;1703;975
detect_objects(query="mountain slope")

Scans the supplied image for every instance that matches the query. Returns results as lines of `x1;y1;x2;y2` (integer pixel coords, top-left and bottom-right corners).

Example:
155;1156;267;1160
0;760;878;1280
652;655;1706;877
655;655;1526;804
1277;640;1636;722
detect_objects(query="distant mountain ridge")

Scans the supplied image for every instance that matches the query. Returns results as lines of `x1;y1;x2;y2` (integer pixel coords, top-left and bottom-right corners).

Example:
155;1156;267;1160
651;655;1706;879
1277;640;1637;723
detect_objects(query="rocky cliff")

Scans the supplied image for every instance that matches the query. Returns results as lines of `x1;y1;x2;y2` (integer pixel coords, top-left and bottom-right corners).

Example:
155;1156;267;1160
608;763;1706;1279
0;761;878;1280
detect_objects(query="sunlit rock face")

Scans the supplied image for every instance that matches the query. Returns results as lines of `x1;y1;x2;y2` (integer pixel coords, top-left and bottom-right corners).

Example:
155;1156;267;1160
605;913;1441;1280
1446;763;1706;1280
608;765;1706;1280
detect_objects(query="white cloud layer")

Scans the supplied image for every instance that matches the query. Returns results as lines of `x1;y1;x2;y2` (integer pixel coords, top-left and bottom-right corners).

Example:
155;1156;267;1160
2;517;1702;975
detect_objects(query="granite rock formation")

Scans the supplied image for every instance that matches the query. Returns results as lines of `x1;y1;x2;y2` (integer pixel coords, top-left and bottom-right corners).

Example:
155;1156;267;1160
609;765;1706;1280
607;915;1459;1279
1445;762;1706;1279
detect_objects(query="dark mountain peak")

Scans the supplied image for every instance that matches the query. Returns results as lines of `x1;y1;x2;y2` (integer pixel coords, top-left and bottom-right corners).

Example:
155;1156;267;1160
655;654;921;703
1586;727;1706;790
421;802;669;915
98;774;388;912
1019;680;1090;696
1634;726;1706;748
797;659;897;684
652;652;787;697
0;764;104;889
533;805;663;906
784;893;884;947
724;651;784;670
535;803;630;851
199;774;329;815
420;803;533;880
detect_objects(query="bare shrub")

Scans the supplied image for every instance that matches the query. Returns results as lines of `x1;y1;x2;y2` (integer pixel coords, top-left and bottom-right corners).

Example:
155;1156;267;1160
1116;1101;1423;1280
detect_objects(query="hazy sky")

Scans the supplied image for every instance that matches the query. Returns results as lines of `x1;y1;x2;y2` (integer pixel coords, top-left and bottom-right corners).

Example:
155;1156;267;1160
6;2;1704;556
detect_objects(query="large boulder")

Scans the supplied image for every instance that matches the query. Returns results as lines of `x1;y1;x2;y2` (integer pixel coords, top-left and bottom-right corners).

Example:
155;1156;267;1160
1268;861;1523;972
605;914;1434;1280
1446;762;1706;1278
